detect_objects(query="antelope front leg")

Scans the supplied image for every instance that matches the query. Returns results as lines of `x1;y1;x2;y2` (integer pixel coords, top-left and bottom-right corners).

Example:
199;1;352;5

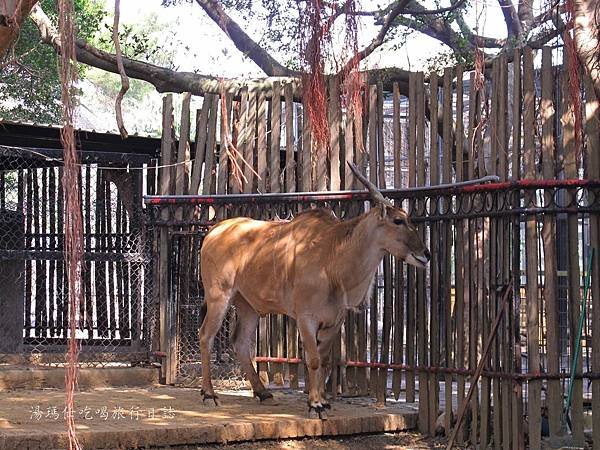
297;318;328;419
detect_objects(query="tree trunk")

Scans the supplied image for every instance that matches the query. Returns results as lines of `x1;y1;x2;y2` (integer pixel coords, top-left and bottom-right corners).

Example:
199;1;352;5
0;0;38;56
574;0;600;100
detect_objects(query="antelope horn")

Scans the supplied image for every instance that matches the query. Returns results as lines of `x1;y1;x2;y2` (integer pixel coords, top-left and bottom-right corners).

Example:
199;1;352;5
347;162;394;208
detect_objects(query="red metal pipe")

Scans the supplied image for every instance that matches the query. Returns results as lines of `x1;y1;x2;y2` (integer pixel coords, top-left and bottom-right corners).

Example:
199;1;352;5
251;356;600;381
254;356;303;364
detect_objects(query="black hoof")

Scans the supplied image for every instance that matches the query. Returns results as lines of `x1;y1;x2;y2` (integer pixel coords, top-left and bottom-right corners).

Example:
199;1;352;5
254;390;274;402
308;404;328;420
200;389;220;406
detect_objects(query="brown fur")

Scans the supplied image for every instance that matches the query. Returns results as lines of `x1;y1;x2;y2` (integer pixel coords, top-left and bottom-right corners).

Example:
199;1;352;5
198;203;429;414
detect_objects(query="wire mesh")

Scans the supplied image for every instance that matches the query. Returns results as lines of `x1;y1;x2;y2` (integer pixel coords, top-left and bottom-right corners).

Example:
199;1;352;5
148;181;599;408
151;199;367;389
0;147;157;368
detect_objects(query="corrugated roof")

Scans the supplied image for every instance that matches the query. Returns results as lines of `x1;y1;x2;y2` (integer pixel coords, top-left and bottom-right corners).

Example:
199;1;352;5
0;118;159;140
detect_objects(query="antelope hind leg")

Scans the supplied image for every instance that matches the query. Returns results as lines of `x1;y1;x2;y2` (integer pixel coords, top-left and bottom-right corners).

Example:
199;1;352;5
231;295;274;403
199;286;232;406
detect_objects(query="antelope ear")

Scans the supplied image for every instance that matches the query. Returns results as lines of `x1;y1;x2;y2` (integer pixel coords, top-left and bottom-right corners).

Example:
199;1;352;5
379;203;387;219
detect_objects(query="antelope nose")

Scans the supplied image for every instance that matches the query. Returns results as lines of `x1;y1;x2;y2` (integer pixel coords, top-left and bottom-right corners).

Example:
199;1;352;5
424;248;431;261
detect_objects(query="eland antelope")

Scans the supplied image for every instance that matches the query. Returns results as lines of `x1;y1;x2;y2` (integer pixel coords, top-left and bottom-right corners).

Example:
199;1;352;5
198;162;430;418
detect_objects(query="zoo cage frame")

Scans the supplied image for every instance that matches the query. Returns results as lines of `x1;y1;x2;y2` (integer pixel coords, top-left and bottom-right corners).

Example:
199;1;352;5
146;175;600;446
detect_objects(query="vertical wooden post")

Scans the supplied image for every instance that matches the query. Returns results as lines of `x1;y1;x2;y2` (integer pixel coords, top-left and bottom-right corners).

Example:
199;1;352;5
453;64;467;444
243;90;257;194
50;167;59;337
583;73;600;450
368;84;378;185
257;92;267;193
218;93;232;196
355;87;368;395
284;84;296;193
497;53;512;450
329;77;341;191
257;90;270;382
510;48;524;450
270;83;282;193
203;94;219;195
159;94;175;384
301;101;312;192
478;60;492;448
489;59;502;450
416;71;429;434
391;81;404;401
540;47;561;439
376;80;389;405
523;47;541;450
176;92;192;198
406;72;417;404
428;71;440;436
189;96;212;198
283;86;298;388
442;67;454;436
329;76;342;396
376;82;386;189
562;49;585;447
367;83;379;396
466;70;480;446
344;107;355;189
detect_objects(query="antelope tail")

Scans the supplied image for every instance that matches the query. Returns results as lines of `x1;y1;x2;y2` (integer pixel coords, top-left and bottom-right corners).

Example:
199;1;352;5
199;301;207;330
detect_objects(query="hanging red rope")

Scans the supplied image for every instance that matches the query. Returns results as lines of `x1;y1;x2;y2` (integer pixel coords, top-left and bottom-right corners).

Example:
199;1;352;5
298;0;365;158
299;0;331;156
57;0;83;448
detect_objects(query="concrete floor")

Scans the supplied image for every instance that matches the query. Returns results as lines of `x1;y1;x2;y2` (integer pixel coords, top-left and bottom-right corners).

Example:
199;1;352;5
0;386;418;449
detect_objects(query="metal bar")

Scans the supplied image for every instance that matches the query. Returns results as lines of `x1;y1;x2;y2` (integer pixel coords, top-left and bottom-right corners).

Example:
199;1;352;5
252;356;600;381
143;177;600;205
147;205;600;229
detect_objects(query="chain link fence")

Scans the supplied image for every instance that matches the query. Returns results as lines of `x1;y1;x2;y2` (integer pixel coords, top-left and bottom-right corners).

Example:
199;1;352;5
148;199;367;389
0;145;157;368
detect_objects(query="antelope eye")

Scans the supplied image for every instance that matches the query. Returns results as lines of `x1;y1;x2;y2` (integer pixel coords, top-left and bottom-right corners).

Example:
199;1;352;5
394;218;405;226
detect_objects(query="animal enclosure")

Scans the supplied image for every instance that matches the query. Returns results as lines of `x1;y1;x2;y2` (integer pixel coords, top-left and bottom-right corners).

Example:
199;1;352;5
1;44;599;449
147;46;599;449
0;123;159;366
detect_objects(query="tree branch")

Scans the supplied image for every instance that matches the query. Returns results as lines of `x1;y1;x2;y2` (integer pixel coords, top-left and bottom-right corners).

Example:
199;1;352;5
340;0;412;75
391;3;476;56
573;0;600;99
497;0;522;38
113;0;129;139
517;0;534;34
531;1;563;29
193;0;294;77
402;0;468;16
29;3;412;99
0;0;38;56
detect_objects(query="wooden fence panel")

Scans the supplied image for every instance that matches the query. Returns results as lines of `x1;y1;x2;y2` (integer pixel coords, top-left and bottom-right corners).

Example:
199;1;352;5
144;53;597;449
